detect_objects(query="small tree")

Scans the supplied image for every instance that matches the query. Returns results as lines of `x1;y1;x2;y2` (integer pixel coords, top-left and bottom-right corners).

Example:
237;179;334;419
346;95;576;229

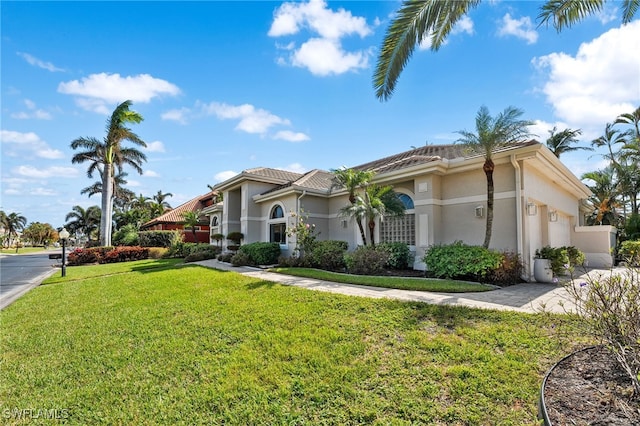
181;210;203;243
286;210;319;260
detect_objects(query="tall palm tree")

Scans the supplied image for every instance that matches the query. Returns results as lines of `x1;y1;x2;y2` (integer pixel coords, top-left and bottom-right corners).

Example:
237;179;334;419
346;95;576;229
331;167;374;245
592;123;626;167
545;127;591;158
616;106;640;163
65;205;101;242
457;106;533;248
374;0;638;100
71;100;146;247
150;190;173;210
81;171;136;210
1;211;27;249
182;210;203;243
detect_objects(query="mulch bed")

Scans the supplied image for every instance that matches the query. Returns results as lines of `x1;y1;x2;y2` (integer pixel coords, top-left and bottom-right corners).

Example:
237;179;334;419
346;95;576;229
542;346;640;425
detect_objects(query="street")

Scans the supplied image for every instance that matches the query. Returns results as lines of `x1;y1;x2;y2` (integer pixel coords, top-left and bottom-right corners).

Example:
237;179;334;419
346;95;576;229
0;250;60;310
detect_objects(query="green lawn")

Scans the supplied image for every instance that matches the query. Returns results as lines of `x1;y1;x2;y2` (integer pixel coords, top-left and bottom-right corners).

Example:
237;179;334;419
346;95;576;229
271;267;493;292
0;247;47;254
1;260;587;425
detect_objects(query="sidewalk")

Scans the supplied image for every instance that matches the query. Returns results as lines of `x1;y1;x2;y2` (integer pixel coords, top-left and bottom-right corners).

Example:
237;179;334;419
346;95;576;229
194;259;619;314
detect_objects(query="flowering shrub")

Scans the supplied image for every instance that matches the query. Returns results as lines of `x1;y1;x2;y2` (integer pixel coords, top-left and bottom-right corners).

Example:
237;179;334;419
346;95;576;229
619;240;640;266
67;247;112;265
67;246;148;265
286;210;319;259
565;267;640;398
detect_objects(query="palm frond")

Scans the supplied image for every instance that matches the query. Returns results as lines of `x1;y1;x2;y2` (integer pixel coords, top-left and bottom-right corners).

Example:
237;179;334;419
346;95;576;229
538;0;605;32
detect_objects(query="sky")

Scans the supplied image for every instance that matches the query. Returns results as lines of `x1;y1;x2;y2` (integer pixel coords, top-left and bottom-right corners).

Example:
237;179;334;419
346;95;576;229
1;0;639;228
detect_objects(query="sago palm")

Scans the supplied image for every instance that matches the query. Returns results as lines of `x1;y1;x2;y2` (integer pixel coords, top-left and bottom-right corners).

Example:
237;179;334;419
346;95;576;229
457;106;533;248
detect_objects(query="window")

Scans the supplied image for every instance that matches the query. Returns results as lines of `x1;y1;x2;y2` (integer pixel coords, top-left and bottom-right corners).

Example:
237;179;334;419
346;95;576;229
269;205;286;244
211;216;218;226
381;193;415;245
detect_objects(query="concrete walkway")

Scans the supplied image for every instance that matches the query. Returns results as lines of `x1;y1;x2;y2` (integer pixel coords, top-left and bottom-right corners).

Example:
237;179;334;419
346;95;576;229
194;259;621;314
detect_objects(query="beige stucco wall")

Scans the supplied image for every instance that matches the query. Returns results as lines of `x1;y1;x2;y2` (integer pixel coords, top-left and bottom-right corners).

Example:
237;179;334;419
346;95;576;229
572;225;617;268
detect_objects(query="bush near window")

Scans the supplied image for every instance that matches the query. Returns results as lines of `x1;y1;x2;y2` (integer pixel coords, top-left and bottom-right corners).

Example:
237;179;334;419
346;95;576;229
378;242;412;270
67;246;148;265
345;246;390;276
306;240;348;271
138;230;182;248
619;240;640;266
535;245;585;276
424;242;502;282
238;242;281;265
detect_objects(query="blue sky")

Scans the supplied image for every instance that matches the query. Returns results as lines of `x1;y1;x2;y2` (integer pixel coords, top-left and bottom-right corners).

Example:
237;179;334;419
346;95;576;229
2;1;639;228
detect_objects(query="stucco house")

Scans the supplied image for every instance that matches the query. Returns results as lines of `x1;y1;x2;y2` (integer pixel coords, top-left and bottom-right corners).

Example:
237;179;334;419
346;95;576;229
207;142;616;278
140;191;218;243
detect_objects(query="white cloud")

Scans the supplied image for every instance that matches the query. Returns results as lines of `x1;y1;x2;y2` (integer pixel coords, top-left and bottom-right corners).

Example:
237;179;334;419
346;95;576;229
214;170;238;182
58;73;181;113
145;141;166;153
10;99;52;120
200;101;291;134
30;187;58;196
418;15;474;51
143;170;160;178
269;0;373;76
1;130;64;159
17;52;64;72
291;38;369;76
269;0;371;39
498;13;538;44
273;130;310;142
532;21;640;137
14;165;79;179
161;107;190;124
127;179;142;187
279;163;308;173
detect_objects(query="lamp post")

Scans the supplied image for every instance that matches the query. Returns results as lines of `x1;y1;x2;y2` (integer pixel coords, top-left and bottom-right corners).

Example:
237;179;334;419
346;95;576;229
59;227;70;277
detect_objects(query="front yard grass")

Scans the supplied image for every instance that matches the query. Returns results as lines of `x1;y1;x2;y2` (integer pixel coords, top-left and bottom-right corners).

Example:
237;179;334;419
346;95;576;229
271;267;493;292
1;260;586;425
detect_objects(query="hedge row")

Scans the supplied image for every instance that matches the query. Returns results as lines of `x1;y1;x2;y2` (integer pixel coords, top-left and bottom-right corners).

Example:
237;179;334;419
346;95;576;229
67;246;149;266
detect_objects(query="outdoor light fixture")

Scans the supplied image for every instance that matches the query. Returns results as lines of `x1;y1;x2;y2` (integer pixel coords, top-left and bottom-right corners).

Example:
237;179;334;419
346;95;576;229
527;203;538;216
549;211;558;222
59;227;70;277
475;206;484;218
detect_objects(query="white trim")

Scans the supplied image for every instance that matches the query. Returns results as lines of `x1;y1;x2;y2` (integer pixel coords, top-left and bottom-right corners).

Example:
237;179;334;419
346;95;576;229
414;190;516;207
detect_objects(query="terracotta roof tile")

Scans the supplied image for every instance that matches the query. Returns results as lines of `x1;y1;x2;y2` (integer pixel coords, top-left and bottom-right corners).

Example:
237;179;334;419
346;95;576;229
141;191;215;227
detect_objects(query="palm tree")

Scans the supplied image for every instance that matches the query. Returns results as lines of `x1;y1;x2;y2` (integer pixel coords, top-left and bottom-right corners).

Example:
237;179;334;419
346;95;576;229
146;190;173;218
182;210;203;243
71;100;146;247
592;123;626;167
545;127;591;158
582;167;621;226
65;205;101;242
457;106;533;248
81;171;136;210
362;184;406;246
150;190;173;210
374;0;638;100
616;106;640;163
331;167;374;245
1;211;27;250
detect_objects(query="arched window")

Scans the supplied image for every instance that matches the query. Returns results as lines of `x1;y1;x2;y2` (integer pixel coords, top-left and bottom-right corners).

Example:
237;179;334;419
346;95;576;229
381;193;415;245
271;205;284;219
269;205;286;244
212;216;219;226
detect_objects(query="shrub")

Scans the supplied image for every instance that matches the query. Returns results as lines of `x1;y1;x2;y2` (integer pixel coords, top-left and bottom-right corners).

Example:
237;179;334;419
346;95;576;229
536;246;585;276
67;247;111;265
424;241;502;281
217;252;234;263
112;224;139;246
565;266;640;397
278;254;301;268
103;246;149;263
226;232;244;244
345;246;390;275
619;240;640;266
306;240;348;271
378;242;412;270
231;251;252;267
211;233;225;246
239;242;281;265
138;230;182;248
148;247;169;259
184;245;221;263
486;251;524;286
624;213;640;240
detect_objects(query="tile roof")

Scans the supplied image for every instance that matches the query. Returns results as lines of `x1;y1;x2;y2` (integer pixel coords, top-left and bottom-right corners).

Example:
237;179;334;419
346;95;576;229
352;141;539;174
243;167;303;182
141;191;216;227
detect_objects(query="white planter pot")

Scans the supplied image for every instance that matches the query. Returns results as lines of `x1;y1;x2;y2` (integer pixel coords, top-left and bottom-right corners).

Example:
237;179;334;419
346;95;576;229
533;258;554;283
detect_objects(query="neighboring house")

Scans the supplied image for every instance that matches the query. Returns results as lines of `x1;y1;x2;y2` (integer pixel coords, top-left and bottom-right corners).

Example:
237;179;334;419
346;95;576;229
208;142;615;278
140;191;219;243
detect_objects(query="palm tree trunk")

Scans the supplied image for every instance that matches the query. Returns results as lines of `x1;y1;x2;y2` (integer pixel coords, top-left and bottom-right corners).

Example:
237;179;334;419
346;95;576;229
356;220;368;246
368;220;376;247
483;161;495;249
100;166;114;246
